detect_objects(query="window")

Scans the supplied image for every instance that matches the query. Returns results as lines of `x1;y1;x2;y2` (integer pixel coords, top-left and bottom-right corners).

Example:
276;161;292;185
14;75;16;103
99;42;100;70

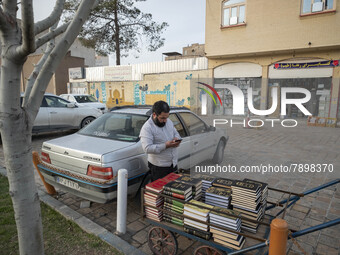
222;0;246;27
178;112;207;136
301;0;335;14
45;96;69;108
169;114;187;137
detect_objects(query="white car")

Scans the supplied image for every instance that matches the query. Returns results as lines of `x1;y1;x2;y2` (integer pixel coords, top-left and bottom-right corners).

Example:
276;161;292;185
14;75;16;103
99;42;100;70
37;106;228;203
31;94;103;133
60;94;108;113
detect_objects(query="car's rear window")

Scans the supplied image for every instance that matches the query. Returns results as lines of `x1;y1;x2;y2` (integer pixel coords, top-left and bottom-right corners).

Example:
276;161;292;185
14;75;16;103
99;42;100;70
74;95;97;103
78;113;148;142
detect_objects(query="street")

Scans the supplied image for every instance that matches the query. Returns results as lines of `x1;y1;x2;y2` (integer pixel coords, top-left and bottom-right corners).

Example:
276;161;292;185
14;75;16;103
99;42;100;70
0;118;339;254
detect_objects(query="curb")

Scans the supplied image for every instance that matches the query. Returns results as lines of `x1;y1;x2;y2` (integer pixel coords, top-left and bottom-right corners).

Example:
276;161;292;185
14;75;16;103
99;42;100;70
0;166;146;255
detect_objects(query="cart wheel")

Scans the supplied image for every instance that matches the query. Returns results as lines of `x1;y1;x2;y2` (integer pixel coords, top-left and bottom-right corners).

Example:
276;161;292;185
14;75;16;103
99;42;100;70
194;245;223;255
148;226;178;255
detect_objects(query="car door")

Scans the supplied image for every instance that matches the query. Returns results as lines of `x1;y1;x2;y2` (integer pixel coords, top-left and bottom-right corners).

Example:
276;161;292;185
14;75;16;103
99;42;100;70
168;113;191;169
33;97;50;132
44;95;77;129
177;112;216;166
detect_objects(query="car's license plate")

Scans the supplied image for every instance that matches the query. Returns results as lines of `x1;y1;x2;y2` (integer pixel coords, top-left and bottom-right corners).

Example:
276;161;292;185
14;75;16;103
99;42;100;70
56;177;80;191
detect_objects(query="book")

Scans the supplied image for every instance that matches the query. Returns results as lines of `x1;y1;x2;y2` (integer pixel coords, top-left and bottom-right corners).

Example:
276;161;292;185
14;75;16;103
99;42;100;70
164;181;193;196
145;179;168;193
162;172;181;183
184;225;212;240
213;235;245;250
212;178;236;189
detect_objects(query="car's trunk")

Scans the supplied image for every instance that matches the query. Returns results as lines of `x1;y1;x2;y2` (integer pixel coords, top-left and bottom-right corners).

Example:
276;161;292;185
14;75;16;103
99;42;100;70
41;133;135;175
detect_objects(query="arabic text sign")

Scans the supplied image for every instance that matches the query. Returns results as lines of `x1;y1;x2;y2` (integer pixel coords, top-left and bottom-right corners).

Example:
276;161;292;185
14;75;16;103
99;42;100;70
104;66;132;81
274;60;339;69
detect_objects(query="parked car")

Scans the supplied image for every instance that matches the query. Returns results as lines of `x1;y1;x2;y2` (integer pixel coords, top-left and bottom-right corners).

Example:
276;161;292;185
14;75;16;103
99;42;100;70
0;94;103;145
37;106;228;203
60;94;108;113
29;94;103;133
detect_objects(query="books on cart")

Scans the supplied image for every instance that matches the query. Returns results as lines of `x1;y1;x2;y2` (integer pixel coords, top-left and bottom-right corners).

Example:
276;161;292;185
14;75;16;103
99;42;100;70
231;180;262;233
144;173;182;222
162;181;193;227
205;186;231;209
175;175;202;200
144;178;169;222
194;174;216;202
210;206;245;250
243;178;268;216
183;200;213;235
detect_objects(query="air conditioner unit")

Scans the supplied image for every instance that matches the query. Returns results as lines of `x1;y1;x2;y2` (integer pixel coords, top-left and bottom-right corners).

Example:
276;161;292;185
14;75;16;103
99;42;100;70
230;16;238;25
312;2;323;12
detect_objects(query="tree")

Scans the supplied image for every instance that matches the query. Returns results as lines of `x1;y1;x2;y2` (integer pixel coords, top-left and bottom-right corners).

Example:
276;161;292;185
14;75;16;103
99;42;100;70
0;1;96;254
64;0;168;65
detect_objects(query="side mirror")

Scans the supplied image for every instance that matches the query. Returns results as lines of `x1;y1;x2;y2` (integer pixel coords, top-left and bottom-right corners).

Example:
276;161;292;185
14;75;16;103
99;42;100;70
209;125;216;132
66;103;76;108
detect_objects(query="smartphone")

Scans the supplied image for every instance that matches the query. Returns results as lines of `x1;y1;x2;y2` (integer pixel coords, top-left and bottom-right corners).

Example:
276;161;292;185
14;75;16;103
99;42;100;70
174;138;182;142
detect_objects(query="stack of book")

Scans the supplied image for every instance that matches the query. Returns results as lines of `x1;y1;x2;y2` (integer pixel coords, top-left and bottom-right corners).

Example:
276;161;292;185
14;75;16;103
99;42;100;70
162;181;193;226
210;206;245;250
183;200;213;240
243;178;268;218
205;186;231;209
175;175;202;200
231;181;262;233
195;174;216;202
144;178;169;222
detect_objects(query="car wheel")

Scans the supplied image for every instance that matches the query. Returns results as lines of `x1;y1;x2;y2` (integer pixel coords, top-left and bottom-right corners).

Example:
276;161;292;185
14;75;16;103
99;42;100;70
212;140;225;164
81;117;95;128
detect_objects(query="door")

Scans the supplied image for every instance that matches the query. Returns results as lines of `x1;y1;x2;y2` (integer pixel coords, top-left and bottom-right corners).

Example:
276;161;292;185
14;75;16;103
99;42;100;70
177;112;215;166
33;97;50;131
168;113;190;169
44;95;77;129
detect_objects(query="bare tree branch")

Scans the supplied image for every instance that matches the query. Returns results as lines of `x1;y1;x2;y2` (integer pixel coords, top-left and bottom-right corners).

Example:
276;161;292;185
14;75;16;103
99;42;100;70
35;22;69;49
34;0;65;35
26;0;97;121
15;0;35;58
23;23;58;108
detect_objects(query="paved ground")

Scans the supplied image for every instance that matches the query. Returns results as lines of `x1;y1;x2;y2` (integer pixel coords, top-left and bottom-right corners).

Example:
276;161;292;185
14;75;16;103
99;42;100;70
0;117;339;255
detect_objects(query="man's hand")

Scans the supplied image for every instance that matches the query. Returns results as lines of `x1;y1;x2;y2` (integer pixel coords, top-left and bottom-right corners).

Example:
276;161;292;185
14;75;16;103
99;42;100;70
165;139;181;148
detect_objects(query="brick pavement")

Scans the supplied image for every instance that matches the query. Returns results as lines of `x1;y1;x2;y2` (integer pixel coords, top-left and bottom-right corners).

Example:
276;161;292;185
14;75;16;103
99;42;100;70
0;119;339;254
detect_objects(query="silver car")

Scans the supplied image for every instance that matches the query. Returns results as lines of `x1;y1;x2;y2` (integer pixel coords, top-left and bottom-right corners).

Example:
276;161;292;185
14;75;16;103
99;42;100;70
60;94;108;113
37;106;228;203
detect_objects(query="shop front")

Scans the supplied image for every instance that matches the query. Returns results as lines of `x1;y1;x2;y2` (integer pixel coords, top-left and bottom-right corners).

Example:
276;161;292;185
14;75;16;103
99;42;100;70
213;63;262;116
268;59;337;118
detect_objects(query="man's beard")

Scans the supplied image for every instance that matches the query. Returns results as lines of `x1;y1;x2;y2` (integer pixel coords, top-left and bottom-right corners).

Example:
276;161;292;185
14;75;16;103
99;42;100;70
153;116;166;127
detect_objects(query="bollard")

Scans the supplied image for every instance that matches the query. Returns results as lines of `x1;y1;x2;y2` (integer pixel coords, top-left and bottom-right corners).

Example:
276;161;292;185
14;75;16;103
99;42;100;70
32;151;57;195
269;218;288;255
116;169;128;235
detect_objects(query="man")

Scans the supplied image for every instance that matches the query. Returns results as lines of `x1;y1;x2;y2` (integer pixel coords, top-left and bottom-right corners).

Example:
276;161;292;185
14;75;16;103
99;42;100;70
140;101;182;181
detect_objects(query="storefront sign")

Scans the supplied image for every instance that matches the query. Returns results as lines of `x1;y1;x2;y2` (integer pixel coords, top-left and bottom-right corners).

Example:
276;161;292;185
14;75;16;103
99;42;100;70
274;60;339;69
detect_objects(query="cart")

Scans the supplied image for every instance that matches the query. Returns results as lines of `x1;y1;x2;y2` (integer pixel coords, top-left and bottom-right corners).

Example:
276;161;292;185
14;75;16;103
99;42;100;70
141;178;340;255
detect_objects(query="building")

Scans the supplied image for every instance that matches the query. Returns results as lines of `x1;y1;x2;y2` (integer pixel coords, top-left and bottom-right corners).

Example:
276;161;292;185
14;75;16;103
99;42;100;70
21;37;96;95
205;0;340;119
164;43;205;61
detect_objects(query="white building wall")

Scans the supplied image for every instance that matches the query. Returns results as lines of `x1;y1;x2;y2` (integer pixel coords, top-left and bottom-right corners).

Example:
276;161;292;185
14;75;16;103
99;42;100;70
84;57;208;81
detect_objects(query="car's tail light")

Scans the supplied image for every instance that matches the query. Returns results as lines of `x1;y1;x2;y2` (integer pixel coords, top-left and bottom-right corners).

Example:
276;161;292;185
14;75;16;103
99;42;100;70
87;165;113;180
41;152;51;164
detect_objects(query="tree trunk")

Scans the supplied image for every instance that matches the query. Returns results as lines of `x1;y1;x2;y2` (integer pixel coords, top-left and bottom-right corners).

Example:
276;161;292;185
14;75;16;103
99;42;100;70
0;60;44;254
114;0;120;65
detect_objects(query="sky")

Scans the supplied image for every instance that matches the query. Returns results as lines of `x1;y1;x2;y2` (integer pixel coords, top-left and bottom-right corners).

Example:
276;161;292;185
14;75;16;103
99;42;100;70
26;0;206;66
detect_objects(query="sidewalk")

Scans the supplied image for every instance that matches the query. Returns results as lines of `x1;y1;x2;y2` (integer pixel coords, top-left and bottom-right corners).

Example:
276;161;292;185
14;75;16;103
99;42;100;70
0;118;339;254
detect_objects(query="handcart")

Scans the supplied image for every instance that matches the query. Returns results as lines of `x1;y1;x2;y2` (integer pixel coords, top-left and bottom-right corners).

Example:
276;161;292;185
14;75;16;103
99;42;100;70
141;177;340;255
